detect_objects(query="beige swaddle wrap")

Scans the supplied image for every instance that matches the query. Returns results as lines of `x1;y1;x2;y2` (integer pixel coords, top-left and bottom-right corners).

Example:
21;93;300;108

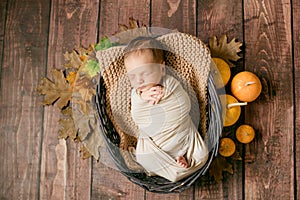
131;75;208;182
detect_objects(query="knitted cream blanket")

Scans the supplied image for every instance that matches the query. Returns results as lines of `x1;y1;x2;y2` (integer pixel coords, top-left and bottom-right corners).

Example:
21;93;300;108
131;75;208;182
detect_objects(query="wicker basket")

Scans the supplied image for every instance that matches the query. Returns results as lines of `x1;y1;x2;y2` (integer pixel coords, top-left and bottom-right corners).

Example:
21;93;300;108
95;32;223;193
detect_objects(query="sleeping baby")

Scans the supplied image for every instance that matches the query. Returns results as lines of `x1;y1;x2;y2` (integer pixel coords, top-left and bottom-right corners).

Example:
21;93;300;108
124;36;208;182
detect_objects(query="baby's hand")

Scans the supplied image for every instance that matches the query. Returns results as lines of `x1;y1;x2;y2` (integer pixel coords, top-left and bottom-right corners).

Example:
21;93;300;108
139;85;165;105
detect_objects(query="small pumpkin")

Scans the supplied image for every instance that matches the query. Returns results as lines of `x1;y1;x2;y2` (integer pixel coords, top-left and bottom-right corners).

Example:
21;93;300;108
236;124;255;144
212;57;231;88
222;94;247;127
231;71;262;102
219;137;236;157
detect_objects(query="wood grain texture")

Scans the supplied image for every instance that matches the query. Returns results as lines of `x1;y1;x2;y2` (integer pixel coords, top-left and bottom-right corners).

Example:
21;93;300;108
244;0;294;199
99;0;150;38
0;0;7;38
0;0;50;199
39;0;99;199
293;0;300;199
197;0;243;43
151;0;196;35
196;0;244;199
145;191;192;200
91;155;145;199
0;40;3;70
0;0;6;96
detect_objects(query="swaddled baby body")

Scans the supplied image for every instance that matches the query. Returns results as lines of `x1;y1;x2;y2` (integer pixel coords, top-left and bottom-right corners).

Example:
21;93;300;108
124;36;208;182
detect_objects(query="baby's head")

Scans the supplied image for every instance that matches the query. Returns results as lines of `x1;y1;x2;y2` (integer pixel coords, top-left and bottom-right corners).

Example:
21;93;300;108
124;37;165;89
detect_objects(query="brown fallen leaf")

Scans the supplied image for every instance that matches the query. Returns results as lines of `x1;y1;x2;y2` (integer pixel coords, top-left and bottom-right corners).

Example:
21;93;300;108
63;46;94;69
80;145;92;159
118;17;141;32
58;107;78;140
128;17;139;29
37;69;73;110
231;150;242;161
64;50;85;69
79;87;95;101
71;100;104;160
208;35;242;66
209;156;233;183
118;24;128;32
75;76;96;99
73;74;97;114
73;99;91;115
115;17;149;45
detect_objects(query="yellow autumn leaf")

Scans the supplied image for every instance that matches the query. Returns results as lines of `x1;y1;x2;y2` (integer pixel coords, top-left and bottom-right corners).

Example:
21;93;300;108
66;71;77;85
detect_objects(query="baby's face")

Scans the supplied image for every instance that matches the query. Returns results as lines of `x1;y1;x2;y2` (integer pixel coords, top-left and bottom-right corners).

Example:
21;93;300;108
124;50;165;89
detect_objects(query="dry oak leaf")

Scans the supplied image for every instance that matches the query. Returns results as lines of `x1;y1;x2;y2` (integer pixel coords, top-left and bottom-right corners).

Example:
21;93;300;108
72;97;92;115
71;101;104;160
231;150;243;161
79;87;96;102
115;17;149;45
72;75;97;114
37;69;72;110
118;17;145;31
63;46;93;69
209;35;242;66
71;97;99;141
80;145;92;159
209;156;233;183
64;50;85;69
128;17;139;29
58;107;78;140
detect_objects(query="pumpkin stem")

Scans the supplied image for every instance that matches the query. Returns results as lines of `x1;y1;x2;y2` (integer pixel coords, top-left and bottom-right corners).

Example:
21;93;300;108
245;81;256;86
227;102;248;109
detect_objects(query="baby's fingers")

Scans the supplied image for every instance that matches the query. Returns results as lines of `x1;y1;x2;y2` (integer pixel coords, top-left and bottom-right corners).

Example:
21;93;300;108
149;86;163;92
141;92;157;101
148;90;161;97
148;100;156;105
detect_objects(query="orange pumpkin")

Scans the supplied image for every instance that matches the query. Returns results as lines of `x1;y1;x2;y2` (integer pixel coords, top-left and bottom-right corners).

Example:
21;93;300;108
236;124;255;144
212;57;231;88
231;71;262;102
222;94;247;127
219;138;236;157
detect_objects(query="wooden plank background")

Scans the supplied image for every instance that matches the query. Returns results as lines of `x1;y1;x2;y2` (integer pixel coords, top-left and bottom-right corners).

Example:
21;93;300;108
244;1;294;199
0;0;298;199
293;0;300;199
